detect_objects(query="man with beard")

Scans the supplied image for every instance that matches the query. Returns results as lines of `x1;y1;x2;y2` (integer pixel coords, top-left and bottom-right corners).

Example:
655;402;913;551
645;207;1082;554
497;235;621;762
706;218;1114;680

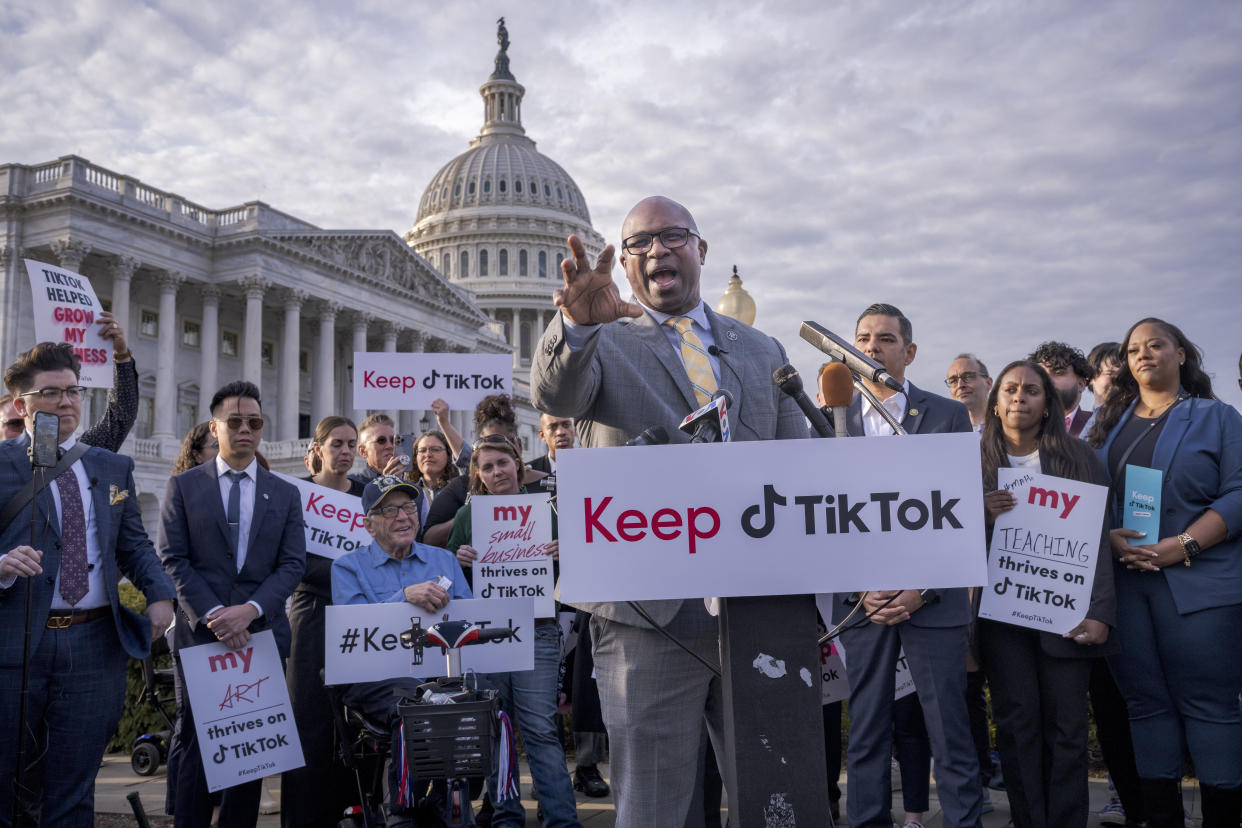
1029;341;1093;437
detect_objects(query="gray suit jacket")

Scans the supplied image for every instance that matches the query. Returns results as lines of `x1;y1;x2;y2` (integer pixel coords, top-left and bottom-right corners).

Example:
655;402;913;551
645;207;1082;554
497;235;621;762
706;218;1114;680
831;381;977;627
530;307;809;627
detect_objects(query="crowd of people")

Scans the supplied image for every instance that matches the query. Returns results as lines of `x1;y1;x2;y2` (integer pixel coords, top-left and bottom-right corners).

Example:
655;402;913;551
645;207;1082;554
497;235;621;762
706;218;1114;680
0;193;1239;828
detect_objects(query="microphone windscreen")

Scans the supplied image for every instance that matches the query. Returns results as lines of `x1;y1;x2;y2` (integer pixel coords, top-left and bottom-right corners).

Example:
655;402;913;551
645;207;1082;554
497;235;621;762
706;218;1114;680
819;361;855;408
772;364;803;396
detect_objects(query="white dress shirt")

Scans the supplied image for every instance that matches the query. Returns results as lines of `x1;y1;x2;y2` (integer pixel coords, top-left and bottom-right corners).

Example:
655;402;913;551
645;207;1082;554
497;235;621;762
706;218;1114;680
209;454;264;619
860;380;910;437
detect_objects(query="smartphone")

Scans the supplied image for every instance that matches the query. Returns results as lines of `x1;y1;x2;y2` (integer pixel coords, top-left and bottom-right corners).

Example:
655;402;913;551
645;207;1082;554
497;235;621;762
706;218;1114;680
30;411;60;468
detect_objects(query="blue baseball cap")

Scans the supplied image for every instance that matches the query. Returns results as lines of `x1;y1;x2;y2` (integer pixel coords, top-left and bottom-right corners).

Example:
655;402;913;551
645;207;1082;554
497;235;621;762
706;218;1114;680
361;475;422;515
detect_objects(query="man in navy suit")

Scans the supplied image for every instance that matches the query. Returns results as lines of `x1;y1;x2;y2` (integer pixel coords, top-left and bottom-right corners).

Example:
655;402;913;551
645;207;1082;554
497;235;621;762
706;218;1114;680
0;342;175;826
830;304;983;828
157;380;305;828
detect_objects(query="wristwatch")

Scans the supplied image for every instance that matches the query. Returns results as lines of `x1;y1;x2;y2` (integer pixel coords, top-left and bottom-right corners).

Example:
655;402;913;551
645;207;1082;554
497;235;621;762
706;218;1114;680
1178;533;1201;566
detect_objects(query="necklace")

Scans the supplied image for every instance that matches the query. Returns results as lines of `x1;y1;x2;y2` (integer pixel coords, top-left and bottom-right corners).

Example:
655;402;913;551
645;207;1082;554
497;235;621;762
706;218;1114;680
1138;393;1183;420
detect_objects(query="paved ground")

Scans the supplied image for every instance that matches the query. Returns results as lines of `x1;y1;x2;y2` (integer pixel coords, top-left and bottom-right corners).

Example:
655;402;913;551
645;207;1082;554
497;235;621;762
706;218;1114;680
96;753;1208;826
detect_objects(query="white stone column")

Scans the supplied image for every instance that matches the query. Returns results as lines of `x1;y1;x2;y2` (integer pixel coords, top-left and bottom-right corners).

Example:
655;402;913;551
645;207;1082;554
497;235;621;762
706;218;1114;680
281;290;306;440
313;302;341;426
153;271;184;439
198;285;221;420
240;275;268;387
351;312;372;422
109;255;139;333
51;237;91;273
382;321;401;423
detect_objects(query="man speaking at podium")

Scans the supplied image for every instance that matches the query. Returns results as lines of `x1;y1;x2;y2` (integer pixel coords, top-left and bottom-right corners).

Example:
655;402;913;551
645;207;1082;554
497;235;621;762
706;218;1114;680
531;196;807;826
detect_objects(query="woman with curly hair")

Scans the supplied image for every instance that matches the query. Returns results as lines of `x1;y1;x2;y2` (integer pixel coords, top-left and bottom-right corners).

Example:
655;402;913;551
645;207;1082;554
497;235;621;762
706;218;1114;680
1089;318;1242;828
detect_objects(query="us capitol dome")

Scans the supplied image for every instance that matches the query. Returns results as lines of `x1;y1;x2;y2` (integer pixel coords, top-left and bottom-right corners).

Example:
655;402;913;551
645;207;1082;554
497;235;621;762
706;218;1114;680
404;19;605;394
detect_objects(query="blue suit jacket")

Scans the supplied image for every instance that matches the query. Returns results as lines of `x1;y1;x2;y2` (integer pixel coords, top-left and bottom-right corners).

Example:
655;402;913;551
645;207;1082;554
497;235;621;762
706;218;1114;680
157;460;306;656
0;440;175;665
831;382;977;627
1096;394;1242;614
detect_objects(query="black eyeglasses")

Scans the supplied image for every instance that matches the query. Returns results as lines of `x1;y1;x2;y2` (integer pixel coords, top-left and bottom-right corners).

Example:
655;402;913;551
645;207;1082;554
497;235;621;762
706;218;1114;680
371;502;419;519
944;372;982;388
19;385;87;402
3;418;24;430
621;227;699;255
369;434;403;446
218;415;264;431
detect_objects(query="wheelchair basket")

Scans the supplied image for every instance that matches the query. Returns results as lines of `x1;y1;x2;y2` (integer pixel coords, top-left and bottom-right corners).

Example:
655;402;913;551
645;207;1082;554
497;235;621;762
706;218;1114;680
397;687;499;781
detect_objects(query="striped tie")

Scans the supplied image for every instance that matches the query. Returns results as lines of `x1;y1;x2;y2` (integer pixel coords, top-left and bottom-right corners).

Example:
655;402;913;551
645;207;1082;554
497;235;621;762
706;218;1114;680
666;316;718;407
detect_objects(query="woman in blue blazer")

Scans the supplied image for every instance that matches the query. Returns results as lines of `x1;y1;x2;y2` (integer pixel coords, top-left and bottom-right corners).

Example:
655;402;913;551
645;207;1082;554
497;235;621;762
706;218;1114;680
1089;318;1242;828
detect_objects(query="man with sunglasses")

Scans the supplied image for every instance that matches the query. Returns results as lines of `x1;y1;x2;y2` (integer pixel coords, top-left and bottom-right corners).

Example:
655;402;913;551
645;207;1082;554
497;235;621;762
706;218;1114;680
350;412;408;485
157;380;306;827
0;342;176;825
331;474;471;827
531;196;808;827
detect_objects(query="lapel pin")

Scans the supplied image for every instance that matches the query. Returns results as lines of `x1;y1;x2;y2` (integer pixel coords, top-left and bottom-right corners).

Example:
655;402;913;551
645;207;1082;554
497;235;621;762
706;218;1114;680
263;492;270;500
909;408;919;417
726;330;739;342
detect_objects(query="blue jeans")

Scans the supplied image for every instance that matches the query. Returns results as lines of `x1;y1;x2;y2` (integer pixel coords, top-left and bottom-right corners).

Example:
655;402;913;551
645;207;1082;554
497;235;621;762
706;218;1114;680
486;623;581;828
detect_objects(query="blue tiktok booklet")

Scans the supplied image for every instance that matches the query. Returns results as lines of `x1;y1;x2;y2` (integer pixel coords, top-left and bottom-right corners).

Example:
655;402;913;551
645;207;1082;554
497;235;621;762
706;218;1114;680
1122;465;1162;541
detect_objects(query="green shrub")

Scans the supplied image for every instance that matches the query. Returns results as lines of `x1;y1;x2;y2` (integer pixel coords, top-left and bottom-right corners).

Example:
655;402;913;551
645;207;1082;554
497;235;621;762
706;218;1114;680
106;582;175;753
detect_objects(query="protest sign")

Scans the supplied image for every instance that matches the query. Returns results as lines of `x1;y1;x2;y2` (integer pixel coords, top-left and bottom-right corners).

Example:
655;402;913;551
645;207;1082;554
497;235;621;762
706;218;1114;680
24;259;111;387
556;433;987;602
324;597;535;685
470;493;556;617
178;630;304;792
274;472;370;561
978;468;1108;635
816;596;914;702
352;352;512;411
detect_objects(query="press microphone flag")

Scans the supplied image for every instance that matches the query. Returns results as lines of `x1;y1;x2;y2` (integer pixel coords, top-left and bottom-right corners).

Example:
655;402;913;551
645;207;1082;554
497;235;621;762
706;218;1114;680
680;389;733;444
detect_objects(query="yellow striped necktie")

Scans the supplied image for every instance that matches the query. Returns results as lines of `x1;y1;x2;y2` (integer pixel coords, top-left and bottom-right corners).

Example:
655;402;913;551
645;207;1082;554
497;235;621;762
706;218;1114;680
666;316;718;407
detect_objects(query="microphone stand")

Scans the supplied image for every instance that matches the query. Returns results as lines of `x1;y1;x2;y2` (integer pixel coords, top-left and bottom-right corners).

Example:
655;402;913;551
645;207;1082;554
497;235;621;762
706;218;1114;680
851;374;908;435
13;463;47;824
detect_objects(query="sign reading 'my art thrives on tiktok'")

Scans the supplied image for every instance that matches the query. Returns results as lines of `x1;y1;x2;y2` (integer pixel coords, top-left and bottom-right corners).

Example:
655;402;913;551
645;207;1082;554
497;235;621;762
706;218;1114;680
352;352;512;411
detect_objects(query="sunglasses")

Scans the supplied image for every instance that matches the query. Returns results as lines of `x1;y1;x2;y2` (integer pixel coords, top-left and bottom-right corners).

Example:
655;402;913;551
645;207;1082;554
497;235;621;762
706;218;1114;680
472;433;518;452
218;415;264;431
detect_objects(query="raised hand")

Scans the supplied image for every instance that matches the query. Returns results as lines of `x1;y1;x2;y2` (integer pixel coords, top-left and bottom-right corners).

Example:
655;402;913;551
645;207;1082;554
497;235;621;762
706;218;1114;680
553;235;642;325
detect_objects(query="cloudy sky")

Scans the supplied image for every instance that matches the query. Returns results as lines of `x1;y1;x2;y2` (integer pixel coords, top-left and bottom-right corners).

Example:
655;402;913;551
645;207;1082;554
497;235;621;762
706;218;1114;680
4;0;1240;408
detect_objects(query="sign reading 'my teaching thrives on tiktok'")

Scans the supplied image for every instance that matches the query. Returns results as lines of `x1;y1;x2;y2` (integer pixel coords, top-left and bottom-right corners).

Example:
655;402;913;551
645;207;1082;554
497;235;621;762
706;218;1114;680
352;352;512;411
978;468;1106;635
556;433;988;603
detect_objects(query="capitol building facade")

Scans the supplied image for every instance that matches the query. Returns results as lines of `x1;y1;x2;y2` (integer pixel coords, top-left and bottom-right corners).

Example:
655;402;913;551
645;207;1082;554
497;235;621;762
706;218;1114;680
0;23;610;525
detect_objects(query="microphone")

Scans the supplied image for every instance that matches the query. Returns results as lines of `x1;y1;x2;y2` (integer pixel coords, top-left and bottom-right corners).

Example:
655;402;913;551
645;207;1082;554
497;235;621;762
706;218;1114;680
707;345;727;356
800;321;904;392
626;425;670;447
679;389;734;444
772;364;832;438
818;361;855;437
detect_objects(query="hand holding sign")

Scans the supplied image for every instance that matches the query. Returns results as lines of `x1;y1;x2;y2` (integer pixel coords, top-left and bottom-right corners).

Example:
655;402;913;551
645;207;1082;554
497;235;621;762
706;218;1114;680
96;310;128;358
403;580;450;613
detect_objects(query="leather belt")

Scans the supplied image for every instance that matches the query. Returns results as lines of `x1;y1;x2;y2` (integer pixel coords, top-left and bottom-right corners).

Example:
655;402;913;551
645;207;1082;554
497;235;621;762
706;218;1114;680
46;606;110;629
